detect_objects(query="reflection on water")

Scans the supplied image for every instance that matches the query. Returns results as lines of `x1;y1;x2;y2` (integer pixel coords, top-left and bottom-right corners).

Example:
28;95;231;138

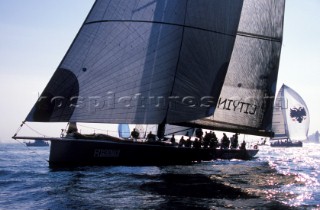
141;173;256;199
258;143;320;207
1;143;320;209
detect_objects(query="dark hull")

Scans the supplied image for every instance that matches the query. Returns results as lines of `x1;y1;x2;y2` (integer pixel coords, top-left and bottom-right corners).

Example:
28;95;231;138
49;138;258;167
270;141;303;147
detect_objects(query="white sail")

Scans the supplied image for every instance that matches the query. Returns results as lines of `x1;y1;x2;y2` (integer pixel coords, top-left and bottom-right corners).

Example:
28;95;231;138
272;86;287;138
272;84;310;140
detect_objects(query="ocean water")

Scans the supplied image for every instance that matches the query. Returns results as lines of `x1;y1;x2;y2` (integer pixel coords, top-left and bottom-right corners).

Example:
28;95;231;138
1;142;320;210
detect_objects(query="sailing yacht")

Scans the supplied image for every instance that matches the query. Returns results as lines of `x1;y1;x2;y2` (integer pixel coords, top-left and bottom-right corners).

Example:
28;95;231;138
25;140;49;147
13;0;285;166
271;84;309;147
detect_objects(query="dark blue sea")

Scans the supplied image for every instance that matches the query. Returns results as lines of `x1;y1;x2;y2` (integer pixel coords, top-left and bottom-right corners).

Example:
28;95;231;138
1;142;320;209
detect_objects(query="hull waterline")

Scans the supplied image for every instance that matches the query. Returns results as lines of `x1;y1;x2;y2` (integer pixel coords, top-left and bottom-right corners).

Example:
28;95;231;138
49;138;258;167
270;141;303;147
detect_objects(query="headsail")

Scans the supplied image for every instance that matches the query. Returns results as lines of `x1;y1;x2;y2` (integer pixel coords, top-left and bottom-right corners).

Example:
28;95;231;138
118;124;130;138
25;0;243;125
182;0;286;136
272;84;310;141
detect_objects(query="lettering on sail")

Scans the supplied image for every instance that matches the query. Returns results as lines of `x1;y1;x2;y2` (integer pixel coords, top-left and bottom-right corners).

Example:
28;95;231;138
217;98;257;115
94;149;120;158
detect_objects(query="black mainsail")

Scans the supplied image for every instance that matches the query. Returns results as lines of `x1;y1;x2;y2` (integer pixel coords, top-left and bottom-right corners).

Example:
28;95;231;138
25;0;244;125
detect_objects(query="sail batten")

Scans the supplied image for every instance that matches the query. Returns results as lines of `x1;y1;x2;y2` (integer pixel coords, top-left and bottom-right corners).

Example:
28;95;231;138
84;20;242;38
237;31;282;42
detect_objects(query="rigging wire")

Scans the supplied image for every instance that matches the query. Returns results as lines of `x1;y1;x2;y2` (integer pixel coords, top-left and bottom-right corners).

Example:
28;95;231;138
23;123;47;137
12;121;26;138
12;121;49;163
13;121;53;139
77;123;117;135
12;137;49;163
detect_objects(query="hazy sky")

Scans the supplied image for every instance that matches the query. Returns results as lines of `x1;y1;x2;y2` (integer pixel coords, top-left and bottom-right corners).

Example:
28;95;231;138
0;0;319;142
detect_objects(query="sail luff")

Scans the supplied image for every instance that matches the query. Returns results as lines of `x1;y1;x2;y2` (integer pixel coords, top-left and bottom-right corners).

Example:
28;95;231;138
272;84;310;141
161;0;188;126
272;84;288;138
25;1;99;122
281;84;291;139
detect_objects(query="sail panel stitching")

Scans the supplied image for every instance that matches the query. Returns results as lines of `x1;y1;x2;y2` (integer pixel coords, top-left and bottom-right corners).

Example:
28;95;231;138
84;20;282;43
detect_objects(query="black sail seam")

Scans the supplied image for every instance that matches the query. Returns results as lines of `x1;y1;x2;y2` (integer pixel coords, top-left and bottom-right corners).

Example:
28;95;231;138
157;0;189;133
164;0;189;124
237;31;282;42
85;20;234;36
85;20;282;42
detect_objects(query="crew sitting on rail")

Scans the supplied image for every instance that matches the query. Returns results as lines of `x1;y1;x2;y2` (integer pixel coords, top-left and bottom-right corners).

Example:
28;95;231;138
170;134;176;145
203;131;210;148
209;131;219;149
179;136;186;147
193;138;201;149
221;133;230;149
195;128;204;141
146;131;156;142
230;133;239;149
185;137;192;148
240;140;246;150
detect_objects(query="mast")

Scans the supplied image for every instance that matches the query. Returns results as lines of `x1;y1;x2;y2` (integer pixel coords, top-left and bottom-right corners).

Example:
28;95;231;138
157;121;166;139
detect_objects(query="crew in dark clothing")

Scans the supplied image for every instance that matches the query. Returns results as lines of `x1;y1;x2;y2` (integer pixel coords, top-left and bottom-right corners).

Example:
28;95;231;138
195;128;204;141
221;133;230;149
209;131;219;149
203;131;210;148
147;131;155;142
179;136;186;147
131;128;139;142
240;140;246;150
185;137;192;148
193;138;201;149
170;134;176;145
230;133;239;149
